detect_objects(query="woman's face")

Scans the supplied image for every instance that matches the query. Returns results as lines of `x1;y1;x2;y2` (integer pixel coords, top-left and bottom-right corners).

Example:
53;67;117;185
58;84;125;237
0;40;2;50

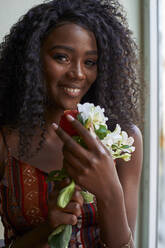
41;23;98;112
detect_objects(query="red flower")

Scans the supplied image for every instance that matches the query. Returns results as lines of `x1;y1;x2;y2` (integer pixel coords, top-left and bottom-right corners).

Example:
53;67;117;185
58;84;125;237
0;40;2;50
60;110;79;136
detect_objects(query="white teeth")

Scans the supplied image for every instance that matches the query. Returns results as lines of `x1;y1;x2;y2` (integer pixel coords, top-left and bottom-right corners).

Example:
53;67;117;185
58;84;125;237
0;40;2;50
63;87;80;93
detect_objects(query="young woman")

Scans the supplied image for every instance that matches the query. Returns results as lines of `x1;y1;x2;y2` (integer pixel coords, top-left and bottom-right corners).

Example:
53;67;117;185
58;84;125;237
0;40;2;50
0;0;143;247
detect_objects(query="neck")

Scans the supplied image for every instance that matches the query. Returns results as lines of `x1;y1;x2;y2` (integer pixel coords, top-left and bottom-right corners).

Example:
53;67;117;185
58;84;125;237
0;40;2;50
45;106;64;126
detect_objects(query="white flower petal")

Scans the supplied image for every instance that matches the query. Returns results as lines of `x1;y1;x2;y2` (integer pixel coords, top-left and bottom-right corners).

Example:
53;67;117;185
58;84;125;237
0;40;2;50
113;124;121;135
121;131;128;144
77;103;108;129
127;137;134;146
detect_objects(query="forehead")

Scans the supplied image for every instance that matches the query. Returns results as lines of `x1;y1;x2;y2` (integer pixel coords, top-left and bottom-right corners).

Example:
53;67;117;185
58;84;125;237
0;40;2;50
42;23;97;51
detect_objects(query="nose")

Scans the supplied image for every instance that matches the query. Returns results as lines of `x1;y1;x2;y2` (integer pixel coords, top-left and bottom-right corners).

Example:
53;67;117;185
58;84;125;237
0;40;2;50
66;62;86;80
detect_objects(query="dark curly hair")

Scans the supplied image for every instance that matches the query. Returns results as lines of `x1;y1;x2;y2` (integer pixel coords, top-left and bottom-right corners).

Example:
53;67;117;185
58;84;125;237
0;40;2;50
0;0;143;158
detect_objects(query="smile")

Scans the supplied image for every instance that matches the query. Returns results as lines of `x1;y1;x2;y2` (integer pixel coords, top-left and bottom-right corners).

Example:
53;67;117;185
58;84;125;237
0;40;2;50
62;87;81;97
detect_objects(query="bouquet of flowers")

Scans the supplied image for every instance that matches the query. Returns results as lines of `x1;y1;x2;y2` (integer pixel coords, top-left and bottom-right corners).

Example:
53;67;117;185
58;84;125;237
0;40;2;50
46;103;135;248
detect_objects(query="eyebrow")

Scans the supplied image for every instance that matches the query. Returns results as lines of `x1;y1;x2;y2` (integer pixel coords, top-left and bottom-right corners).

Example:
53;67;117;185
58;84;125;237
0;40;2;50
50;45;98;55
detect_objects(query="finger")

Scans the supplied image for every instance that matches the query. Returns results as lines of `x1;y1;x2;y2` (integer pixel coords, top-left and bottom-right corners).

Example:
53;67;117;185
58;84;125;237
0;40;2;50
71;189;84;206
62;213;77;226
52;118;99;152
52;123;90;158
66;115;110;156
49;178;72;205
65;115;101;151
75;184;82;191
63;149;88;172
67;116;110;157
49;209;78;228
95;137;116;165
64;201;82;217
53;177;71;191
63;155;88;178
63;160;84;186
95;136;111;156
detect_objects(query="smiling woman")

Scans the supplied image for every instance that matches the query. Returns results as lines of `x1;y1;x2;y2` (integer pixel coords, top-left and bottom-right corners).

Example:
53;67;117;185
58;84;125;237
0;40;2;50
41;23;98;117
0;0;143;248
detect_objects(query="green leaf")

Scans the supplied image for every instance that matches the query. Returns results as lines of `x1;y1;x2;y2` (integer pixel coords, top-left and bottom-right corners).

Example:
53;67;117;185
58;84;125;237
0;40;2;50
48;225;66;241
95;125;109;140
46;168;68;183
48;224;72;248
46;170;61;182
57;180;75;208
84;118;89;126
59;167;68;178
81;191;94;203
111;144;118;149
121;145;130;149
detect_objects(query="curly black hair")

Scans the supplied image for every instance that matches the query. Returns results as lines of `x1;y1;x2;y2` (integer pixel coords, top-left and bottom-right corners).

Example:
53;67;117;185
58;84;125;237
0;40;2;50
0;0;143;158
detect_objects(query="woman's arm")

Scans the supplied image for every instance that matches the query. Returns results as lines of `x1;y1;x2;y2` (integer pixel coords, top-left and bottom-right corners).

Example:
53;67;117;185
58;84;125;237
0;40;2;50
97;125;143;247
8;221;52;248
116;125;143;234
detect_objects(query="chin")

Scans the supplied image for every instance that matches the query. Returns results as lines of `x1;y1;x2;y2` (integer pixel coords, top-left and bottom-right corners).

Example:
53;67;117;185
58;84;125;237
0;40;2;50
64;104;78;111
53;94;83;112
60;100;79;111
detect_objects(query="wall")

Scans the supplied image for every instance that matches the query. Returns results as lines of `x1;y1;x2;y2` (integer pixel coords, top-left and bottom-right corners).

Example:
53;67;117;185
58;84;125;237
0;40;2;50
119;0;141;46
0;0;42;41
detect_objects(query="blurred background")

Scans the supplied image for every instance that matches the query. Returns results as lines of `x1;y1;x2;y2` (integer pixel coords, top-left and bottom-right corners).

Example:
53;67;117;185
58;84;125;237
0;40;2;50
0;0;163;247
158;0;165;247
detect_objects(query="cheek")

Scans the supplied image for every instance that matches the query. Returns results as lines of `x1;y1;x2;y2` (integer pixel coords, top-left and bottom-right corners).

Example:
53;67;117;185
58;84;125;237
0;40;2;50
44;64;66;84
89;69;97;85
42;56;63;80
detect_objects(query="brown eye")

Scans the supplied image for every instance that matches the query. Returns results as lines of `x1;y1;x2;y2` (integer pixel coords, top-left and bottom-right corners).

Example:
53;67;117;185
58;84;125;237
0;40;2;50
53;54;69;63
85;59;97;67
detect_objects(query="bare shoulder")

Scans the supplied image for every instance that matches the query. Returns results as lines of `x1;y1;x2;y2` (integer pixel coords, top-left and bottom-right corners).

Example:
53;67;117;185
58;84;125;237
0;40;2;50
127;124;143;143
116;124;143;185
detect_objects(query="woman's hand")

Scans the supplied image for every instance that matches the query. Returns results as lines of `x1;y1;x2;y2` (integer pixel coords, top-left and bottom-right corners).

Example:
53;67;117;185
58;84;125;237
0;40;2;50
47;178;84;231
52;115;123;202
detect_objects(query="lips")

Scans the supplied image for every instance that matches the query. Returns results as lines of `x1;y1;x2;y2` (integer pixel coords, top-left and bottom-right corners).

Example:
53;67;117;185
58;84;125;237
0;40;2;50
59;85;83;97
63;87;80;95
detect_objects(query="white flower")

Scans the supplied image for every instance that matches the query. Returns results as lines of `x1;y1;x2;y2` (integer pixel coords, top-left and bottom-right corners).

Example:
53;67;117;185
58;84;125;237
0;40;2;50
77;103;135;162
102;131;119;147
120;153;131;161
121;131;134;146
77;103;108;130
111;124;122;143
101;124;135;160
102;124;122;146
121;131;135;153
101;133;113;147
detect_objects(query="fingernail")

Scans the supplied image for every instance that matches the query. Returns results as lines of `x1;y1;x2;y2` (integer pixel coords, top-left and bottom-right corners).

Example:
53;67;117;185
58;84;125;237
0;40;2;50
66;114;75;122
52;123;58;129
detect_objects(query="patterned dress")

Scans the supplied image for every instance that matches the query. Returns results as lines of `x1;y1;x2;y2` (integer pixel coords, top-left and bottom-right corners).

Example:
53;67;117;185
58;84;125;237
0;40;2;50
0;155;100;247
